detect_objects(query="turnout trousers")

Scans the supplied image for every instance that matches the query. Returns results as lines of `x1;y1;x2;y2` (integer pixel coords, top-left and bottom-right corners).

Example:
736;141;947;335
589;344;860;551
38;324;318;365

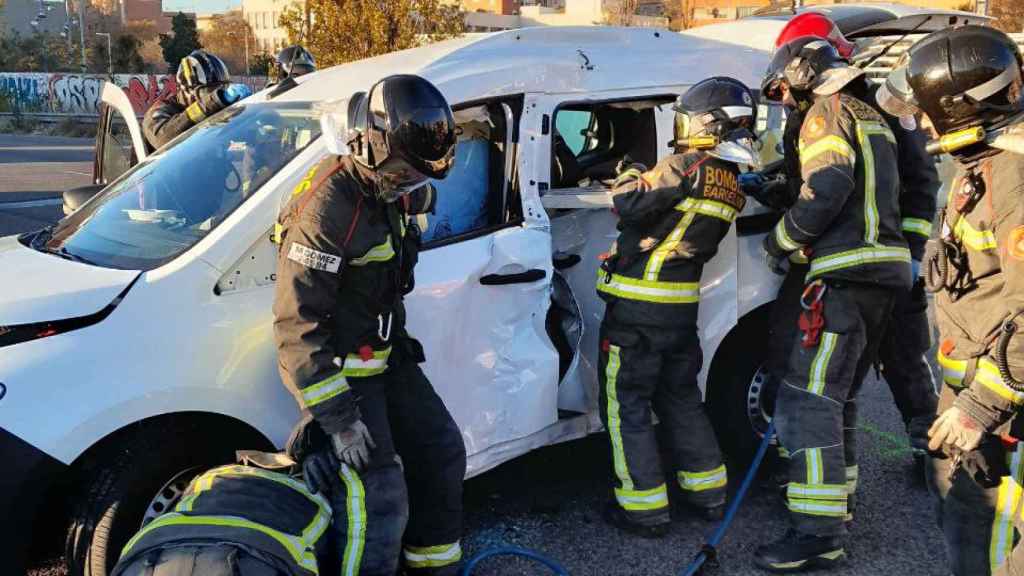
114;545;286;576
598;319;727;526
774;282;895;537
767;267;938;452
338;357;467;576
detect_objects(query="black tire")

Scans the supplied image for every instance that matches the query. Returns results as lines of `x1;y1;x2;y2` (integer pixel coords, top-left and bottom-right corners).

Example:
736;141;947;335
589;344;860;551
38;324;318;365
706;309;772;469
64;420;240;576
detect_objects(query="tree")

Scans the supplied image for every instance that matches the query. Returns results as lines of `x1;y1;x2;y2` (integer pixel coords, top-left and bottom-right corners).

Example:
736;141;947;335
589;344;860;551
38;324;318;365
604;0;639;26
200;12;256;75
279;0;465;68
90;33;146;73
990;0;1024;33
159;12;202;72
665;0;695;31
249;53;275;76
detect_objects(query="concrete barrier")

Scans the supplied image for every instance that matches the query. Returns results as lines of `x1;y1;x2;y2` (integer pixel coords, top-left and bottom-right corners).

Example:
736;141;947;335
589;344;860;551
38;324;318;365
0;73;268;118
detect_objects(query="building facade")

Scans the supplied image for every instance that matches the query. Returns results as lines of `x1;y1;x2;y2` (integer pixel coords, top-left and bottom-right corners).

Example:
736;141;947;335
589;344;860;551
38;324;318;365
241;0;300;54
464;0;668;31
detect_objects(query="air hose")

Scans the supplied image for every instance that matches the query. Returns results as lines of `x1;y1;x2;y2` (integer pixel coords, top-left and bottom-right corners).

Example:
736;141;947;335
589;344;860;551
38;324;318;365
460;545;570;576
680;421;777;576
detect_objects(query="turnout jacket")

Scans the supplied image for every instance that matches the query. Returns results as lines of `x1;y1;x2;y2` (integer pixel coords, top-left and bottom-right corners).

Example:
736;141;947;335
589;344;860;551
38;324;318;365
273;156;433;435
934;147;1024;436
780;95;939;260
597;151;746;327
142;87;229;151
764;92;912;289
114;465;333;576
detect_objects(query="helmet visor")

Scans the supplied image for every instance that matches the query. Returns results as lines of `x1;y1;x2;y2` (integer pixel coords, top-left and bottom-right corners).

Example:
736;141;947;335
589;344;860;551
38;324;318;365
876;64;920;118
377;153;429;200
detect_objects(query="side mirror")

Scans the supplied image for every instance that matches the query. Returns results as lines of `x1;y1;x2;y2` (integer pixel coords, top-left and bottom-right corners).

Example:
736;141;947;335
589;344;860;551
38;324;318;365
63;184;105;216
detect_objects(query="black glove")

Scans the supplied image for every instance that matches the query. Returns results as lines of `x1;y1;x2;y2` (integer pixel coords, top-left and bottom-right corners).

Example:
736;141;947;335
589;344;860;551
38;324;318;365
302;448;341;495
193;85;230;118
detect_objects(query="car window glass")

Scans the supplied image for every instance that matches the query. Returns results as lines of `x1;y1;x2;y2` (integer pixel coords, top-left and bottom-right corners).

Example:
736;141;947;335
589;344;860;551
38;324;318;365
555;110;592;155
420;104;510;245
756;100;787;168
43;102;320;271
101;111;135;184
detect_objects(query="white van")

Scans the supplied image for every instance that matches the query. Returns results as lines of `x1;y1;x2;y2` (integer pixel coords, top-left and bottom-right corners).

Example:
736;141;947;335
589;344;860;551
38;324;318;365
0;7;982;574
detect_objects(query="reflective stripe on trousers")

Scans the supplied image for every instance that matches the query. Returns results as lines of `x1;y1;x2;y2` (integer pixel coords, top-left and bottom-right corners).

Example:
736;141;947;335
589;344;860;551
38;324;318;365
403;542;463;568
992;445;1024;571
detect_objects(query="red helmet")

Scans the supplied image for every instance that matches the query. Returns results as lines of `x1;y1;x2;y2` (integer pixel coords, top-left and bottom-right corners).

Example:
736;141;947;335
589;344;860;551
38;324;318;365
775;12;855;59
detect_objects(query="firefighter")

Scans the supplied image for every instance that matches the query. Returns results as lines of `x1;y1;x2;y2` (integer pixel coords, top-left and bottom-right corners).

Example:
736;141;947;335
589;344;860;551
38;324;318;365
753;40;911;572
876;25;1024;576
596;77;758;537
111;462;334;576
743;13;940;497
142;50;252;151
273;74;467;576
274;45;317;81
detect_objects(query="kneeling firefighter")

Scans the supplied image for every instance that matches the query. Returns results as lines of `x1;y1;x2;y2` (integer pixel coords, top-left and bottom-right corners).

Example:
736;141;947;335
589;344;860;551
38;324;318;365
596;77;758;537
273;74;467;575
754;39;910;572
143;50;252;151
876;25;1024;576
111;461;334;576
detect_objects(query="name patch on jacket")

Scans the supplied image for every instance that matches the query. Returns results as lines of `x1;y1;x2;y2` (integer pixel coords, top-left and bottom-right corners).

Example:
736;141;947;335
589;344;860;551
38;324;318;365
288;242;342;273
702;165;744;209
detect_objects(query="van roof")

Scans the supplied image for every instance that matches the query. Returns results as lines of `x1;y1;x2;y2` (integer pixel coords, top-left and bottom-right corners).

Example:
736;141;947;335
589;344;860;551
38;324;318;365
277;26;773;105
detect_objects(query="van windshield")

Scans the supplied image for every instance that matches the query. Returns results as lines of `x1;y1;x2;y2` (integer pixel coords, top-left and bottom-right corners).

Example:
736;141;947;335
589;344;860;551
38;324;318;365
38;102;320;271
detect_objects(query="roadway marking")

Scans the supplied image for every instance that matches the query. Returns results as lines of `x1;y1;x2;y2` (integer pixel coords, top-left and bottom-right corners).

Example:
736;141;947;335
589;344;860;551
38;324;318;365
0;198;64;209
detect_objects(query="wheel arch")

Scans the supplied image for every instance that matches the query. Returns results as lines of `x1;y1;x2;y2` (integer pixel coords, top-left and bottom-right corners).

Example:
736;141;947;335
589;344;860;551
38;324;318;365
706;300;773;397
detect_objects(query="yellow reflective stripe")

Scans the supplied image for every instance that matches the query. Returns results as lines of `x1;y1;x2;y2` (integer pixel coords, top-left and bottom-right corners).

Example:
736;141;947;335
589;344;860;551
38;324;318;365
858;121;897;144
855;123;879;245
954;217;998;251
302;372;350;408
339;464;366;576
185;101;205;123
993;447;1024;570
807;246;911;278
122;513;317;573
806;448;824;486
937;350;967;388
778;445;791;459
676;197;739;223
808;332;838;396
977;358;1024;405
845;465;859;493
678;465;727;492
350;236;396;266
615;484;670;510
403;542;463;568
341;347;392;378
799;135;856;164
644;211;696;280
902;217;932;238
789;251;809;264
788;482;846;500
605;344;633;491
787;498;847;517
596;270;700;304
291;165;320;198
773;218;803;252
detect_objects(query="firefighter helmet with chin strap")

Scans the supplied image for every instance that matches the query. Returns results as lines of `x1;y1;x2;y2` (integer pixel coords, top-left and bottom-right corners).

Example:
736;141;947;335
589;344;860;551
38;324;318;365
762;38;863;105
672;76;759;166
876;25;1024;160
176;50;230;103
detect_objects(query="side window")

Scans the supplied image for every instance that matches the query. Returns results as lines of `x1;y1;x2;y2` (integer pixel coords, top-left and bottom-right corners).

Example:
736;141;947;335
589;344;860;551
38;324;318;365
420;101;520;246
99;107;137;184
555;110;593;155
755;99;787;168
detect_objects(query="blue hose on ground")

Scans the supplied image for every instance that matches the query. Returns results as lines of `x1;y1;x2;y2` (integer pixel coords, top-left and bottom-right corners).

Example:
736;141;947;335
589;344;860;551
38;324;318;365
460;545;571;576
680;420;777;576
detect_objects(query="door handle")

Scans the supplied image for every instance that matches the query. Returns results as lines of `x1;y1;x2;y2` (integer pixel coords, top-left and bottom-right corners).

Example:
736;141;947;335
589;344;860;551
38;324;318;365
479;269;547;286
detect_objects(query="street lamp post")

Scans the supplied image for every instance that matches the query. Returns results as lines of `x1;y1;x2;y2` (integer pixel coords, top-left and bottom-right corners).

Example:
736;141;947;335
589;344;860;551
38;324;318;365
96;32;112;76
78;0;87;72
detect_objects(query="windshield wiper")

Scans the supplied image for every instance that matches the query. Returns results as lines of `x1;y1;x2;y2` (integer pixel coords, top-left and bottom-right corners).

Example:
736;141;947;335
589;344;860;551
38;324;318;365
42;245;98;266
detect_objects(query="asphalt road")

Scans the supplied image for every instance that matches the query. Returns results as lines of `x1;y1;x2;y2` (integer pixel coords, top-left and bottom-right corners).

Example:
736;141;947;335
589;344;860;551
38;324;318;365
6;134;949;576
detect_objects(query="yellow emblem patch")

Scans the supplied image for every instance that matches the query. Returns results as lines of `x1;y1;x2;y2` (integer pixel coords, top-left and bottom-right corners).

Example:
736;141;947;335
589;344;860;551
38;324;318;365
1008;226;1024;261
805;116;826;138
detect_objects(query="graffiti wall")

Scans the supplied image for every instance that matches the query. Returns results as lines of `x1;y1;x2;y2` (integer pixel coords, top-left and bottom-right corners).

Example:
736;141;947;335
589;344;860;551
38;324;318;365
0;73;268;117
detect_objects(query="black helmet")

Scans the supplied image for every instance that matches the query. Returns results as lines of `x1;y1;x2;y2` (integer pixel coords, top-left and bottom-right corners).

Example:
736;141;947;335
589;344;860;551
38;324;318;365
673;77;758;164
762;38;861;104
877;25;1023;136
275;45;316;80
176;50;230;95
350;75;456;196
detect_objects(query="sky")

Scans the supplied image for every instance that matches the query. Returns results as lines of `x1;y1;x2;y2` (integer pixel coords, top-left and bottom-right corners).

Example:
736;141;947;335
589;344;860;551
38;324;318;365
162;0;242;16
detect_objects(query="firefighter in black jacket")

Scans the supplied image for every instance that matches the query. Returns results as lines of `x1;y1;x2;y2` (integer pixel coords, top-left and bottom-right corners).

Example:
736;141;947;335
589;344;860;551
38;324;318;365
596;77;758;537
272;75;466;576
877;26;1024;576
142;50;251;151
744;15;940;496
753;40;911;572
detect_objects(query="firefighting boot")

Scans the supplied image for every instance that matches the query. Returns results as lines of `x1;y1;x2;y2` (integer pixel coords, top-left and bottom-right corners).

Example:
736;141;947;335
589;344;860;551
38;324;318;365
753;529;846;573
672;500;726;522
602;501;669;539
845;493;856;523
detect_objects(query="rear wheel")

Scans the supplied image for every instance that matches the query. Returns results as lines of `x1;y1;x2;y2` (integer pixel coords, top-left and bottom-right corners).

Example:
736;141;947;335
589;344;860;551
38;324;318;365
64;419;266;576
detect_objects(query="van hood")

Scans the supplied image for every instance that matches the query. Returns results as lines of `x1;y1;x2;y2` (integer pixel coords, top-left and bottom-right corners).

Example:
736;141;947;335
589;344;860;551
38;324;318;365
0;235;140;326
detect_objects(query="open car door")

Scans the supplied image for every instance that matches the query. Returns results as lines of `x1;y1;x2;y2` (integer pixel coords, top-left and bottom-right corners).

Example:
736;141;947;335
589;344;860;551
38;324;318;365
64;82;149;214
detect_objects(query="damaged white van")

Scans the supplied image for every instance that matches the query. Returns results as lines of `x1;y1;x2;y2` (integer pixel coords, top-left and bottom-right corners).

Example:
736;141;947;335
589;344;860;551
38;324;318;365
0;7;981;574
